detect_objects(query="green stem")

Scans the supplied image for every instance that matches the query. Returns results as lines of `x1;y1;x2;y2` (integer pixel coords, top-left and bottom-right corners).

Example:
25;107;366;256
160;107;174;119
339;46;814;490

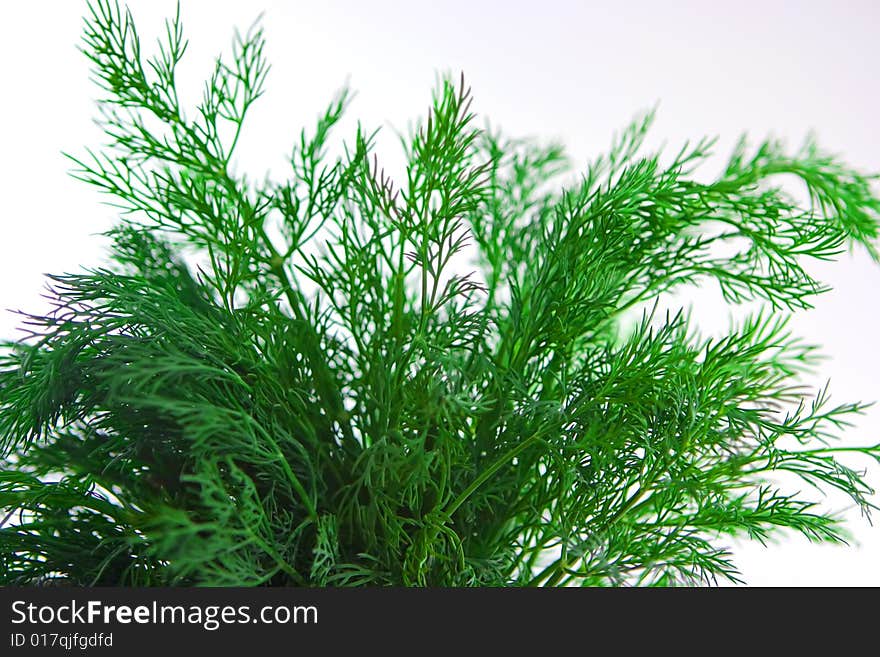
444;432;542;518
258;225;359;451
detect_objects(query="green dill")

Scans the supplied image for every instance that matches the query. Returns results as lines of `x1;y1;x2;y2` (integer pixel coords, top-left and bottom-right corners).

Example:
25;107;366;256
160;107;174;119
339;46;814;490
1;0;879;586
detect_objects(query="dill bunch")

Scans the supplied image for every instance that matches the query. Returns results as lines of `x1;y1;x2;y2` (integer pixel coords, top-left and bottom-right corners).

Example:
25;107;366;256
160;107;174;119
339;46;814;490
1;0;879;587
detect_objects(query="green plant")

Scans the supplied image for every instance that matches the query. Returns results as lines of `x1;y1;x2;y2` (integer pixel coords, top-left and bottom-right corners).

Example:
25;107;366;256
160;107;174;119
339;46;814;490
2;0;879;586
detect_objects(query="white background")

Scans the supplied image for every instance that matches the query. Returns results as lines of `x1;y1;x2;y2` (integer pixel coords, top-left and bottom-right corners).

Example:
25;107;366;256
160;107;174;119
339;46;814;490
1;0;878;585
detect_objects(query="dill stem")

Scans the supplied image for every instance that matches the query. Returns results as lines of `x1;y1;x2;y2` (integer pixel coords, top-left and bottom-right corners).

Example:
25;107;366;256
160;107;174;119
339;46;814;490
528;478;656;587
445;432;542;518
258;224;358;451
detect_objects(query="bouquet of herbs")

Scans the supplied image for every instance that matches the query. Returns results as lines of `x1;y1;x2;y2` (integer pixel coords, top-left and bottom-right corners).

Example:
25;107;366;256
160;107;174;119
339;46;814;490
1;1;879;586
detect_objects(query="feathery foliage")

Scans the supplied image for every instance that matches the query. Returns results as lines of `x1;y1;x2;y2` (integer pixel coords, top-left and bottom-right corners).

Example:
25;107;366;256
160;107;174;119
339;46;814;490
2;0;879;586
